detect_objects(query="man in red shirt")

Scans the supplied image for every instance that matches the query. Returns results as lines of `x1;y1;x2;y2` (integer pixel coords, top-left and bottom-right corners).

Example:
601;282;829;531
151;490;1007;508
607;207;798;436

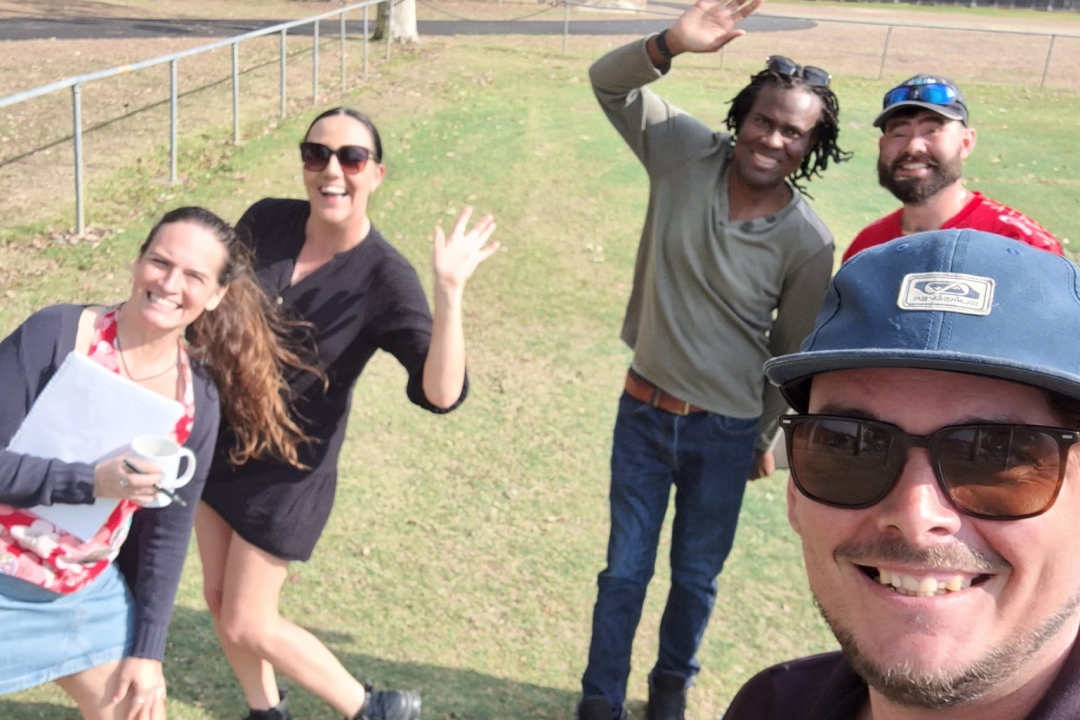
842;75;1061;263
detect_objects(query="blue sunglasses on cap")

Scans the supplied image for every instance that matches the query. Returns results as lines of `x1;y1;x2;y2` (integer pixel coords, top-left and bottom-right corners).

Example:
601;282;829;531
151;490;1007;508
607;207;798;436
882;82;959;109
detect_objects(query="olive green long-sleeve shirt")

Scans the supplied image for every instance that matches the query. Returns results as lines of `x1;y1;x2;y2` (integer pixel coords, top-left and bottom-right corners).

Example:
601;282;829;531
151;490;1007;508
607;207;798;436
590;38;835;449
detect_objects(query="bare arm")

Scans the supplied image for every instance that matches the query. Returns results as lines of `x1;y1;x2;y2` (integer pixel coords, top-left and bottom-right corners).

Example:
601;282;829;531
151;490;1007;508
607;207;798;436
421;206;499;409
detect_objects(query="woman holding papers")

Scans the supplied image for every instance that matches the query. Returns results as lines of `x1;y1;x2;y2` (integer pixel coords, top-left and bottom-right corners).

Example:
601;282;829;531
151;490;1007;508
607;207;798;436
195;107;498;720
0;207;312;720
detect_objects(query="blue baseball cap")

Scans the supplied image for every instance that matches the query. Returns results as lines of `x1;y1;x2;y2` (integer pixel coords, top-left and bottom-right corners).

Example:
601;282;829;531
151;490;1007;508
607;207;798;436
873;74;969;128
765;230;1080;412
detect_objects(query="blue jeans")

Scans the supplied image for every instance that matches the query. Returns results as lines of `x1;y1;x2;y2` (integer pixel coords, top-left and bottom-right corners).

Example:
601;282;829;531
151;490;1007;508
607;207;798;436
582;391;758;710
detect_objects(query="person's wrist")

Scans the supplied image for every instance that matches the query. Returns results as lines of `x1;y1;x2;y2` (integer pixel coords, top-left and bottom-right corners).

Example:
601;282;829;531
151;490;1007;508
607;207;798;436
655;29;675;60
434;279;465;305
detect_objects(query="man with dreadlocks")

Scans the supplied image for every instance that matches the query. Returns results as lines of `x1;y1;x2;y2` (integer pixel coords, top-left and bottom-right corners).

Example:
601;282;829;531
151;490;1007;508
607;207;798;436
578;1;849;719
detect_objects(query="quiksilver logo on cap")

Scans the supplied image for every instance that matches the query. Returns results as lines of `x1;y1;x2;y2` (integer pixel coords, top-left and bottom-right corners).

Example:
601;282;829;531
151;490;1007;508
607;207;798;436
897;272;994;316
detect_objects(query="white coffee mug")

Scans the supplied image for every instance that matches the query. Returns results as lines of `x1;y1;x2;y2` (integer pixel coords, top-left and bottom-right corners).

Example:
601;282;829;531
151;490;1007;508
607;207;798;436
130;435;196;508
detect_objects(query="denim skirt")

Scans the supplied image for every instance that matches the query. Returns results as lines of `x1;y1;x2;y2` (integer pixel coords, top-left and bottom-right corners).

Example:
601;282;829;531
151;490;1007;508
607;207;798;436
0;564;134;695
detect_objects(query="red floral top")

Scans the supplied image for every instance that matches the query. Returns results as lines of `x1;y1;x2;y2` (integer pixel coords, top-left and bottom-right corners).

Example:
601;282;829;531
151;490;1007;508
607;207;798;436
0;307;194;594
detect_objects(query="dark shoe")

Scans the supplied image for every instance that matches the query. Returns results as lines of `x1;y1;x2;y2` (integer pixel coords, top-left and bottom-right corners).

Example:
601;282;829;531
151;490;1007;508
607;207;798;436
577;696;625;720
647;672;687;720
352;685;421;720
245;689;291;720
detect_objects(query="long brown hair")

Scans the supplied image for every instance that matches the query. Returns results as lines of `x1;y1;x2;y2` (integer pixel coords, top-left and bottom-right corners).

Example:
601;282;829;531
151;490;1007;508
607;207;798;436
139;207;321;468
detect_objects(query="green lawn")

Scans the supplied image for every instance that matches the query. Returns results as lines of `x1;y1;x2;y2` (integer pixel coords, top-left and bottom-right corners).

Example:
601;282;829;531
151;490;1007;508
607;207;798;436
1;33;1079;720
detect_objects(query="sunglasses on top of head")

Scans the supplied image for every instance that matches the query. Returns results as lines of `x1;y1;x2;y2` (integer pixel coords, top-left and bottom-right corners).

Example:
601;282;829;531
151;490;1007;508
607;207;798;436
299;142;376;174
766;56;831;88
882;83;958;109
780;414;1080;521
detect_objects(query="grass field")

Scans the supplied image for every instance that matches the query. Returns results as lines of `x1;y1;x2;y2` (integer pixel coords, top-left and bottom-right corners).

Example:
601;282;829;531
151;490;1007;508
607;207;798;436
2;13;1080;720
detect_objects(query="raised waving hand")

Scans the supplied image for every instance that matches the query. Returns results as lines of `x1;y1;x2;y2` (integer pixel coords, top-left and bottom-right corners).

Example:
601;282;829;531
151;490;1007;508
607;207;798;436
665;0;764;56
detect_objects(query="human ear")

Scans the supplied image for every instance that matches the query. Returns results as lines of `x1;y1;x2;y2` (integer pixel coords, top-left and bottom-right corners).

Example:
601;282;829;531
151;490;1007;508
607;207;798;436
787;477;802;535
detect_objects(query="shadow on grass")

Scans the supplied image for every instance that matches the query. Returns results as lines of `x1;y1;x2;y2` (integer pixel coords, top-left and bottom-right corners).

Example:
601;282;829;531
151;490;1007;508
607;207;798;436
0;604;579;720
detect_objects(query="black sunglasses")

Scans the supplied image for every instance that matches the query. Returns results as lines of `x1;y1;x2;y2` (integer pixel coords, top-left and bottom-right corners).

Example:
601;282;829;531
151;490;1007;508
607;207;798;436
766;56;831;88
781;415;1080;520
299;142;376;174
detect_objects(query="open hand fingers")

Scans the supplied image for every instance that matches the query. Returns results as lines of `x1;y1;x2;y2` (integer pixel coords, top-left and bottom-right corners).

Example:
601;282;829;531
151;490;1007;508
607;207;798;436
702;0;761;26
463;214;497;249
449;204;476;239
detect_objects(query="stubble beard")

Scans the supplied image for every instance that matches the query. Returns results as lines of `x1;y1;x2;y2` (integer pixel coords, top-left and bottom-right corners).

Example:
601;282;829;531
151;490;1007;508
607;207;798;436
814;587;1080;710
877;150;964;205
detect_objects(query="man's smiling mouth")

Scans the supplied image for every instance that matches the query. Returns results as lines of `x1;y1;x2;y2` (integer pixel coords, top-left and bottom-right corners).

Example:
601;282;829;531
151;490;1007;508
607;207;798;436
860;566;990;597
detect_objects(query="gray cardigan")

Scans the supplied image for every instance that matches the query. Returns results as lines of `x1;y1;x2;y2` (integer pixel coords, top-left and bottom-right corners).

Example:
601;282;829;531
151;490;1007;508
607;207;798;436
0;304;219;660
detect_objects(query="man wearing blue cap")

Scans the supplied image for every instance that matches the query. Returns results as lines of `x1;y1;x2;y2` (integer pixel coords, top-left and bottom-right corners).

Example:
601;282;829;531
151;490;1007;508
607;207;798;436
843;75;1061;262
724;229;1080;719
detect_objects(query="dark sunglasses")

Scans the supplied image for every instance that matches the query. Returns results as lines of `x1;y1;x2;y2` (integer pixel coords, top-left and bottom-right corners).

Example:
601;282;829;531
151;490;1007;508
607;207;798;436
299;142;375;174
781;415;1080;520
766;56;831;88
883;82;958;109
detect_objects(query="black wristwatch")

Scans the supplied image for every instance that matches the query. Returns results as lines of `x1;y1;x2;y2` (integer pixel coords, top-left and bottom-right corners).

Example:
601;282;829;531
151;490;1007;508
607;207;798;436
655;29;674;60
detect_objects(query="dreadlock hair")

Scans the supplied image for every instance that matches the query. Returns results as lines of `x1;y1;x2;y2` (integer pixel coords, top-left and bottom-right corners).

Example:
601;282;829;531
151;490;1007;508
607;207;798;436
724;68;852;196
139;207;324;469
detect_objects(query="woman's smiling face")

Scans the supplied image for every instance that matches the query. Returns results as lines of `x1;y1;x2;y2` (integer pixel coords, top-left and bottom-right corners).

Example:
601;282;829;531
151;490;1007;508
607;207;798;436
302;114;385;227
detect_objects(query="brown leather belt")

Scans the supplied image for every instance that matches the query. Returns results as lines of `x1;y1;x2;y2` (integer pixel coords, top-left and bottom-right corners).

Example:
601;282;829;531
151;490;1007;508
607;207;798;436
625;370;705;415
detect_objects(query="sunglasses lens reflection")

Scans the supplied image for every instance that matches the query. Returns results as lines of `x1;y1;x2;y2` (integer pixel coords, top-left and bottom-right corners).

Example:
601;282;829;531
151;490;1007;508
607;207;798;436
784;416;1070;519
802;66;831;87
299;143;372;174
883;83;957;108
300;143;331;171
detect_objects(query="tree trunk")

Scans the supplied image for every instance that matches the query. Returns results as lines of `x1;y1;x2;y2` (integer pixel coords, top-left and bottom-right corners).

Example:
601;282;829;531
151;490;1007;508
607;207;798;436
374;0;419;43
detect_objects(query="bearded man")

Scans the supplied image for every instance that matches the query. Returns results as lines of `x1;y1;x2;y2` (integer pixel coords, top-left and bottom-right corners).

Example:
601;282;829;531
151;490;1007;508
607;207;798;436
841;75;1060;262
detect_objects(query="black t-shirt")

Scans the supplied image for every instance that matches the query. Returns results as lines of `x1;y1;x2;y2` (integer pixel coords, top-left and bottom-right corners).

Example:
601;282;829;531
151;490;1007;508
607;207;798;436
724;642;1080;720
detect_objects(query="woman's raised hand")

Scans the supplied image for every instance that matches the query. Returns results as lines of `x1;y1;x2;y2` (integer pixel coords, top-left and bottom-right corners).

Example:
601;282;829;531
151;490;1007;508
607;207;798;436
432;206;499;296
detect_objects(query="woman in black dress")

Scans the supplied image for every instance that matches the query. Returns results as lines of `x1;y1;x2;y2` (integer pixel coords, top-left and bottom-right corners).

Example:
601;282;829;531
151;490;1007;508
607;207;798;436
195;108;498;720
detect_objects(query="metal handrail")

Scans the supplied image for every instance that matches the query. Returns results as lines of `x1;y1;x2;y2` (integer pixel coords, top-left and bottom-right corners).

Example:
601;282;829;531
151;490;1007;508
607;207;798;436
0;0;385;233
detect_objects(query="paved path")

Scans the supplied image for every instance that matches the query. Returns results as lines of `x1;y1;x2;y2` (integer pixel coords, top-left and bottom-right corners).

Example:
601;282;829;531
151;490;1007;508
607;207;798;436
0;14;812;41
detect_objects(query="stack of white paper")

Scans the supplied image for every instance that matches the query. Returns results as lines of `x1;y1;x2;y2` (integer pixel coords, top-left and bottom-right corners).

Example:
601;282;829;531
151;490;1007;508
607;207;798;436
7;352;184;540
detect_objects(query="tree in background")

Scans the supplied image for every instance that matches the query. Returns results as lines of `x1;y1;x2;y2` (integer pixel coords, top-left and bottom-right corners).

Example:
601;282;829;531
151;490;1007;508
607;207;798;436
375;0;418;42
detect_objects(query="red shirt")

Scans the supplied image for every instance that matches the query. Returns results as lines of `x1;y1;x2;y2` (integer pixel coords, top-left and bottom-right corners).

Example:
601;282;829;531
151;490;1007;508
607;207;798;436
842;191;1062;263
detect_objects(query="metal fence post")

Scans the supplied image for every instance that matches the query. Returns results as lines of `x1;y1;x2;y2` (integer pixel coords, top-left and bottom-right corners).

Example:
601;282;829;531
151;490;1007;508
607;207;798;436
878;26;894;80
232;42;240;145
385;0;393;61
340;11;347;94
71;83;84;234
280;29;287;119
169;59;178;183
562;0;570;56
1041;35;1057;88
313;19;320;106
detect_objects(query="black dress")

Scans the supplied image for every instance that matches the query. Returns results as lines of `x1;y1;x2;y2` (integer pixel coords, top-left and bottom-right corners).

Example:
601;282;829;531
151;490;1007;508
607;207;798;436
201;198;467;561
